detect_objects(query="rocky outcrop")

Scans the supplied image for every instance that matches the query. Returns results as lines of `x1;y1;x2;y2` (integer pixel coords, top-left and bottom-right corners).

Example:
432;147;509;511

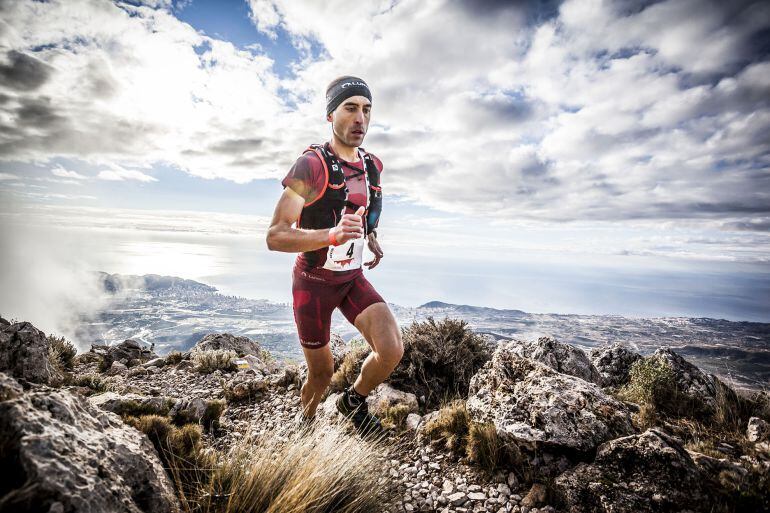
652;348;719;417
0;321;62;385
748;416;770;443
553;428;721;513
466;347;635;454
0;373;179;512
590;342;643;387
102;339;158;369
503;336;603;385
192;332;261;357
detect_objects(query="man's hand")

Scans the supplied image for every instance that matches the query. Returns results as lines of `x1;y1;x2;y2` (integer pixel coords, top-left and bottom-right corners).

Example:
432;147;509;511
365;231;383;269
329;206;365;245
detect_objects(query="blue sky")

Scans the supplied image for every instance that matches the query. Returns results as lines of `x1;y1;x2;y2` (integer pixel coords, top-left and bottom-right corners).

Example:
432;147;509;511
1;0;769;341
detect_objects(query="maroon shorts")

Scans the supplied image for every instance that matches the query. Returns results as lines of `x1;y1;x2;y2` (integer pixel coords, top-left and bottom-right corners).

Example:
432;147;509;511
292;266;385;349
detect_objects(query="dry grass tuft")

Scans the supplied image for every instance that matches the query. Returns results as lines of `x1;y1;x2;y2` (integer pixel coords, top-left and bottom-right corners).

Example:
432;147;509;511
422;399;471;455
66;373;106;394
466;422;502;474
193;350;238;374
329;345;371;393
172;424;397;513
166;351;185;364
381;404;412;430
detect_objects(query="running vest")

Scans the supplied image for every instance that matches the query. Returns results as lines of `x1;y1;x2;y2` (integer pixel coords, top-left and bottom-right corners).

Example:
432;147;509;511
297;142;382;268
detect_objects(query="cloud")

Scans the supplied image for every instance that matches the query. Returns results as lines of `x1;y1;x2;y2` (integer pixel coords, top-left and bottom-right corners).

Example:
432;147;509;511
96;164;157;182
1;0;768;230
51;164;86;179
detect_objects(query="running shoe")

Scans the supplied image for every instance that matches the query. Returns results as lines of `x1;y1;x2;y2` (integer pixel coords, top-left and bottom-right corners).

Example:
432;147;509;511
335;387;386;438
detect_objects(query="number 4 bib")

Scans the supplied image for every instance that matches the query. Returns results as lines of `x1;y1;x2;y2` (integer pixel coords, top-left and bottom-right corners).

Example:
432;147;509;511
323;236;365;271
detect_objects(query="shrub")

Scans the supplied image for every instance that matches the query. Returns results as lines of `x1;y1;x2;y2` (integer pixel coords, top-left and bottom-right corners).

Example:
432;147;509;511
165;351;184;364
389;317;492;410
47;334;77;372
112;399;175;418
193;350;237;374
202;400;226;432
186;424;396;513
258;348;274;365
66;373;106;393
329;345;371;393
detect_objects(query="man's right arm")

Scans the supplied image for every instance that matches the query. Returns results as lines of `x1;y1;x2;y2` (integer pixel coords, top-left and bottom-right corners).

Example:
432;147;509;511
265;187;365;253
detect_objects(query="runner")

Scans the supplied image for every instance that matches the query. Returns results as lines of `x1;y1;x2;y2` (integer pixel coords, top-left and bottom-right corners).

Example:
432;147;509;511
266;76;403;436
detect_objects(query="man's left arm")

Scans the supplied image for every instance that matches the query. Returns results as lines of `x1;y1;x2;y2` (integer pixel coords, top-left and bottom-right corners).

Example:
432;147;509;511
365;155;384;269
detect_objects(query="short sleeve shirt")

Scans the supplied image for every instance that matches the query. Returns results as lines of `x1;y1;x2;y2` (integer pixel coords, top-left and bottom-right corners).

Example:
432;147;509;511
281;145;383;283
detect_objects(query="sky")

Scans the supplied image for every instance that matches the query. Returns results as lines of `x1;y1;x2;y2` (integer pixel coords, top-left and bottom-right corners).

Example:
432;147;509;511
1;0;769;341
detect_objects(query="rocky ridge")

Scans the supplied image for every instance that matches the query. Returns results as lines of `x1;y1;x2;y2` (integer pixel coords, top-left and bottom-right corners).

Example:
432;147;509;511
1;317;768;513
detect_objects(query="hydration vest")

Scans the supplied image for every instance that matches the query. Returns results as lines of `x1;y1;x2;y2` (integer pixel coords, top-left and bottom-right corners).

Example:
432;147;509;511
297;142;382;267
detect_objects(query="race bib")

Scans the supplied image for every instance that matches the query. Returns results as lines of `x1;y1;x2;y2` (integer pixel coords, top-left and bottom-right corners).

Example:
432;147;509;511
323;236;365;271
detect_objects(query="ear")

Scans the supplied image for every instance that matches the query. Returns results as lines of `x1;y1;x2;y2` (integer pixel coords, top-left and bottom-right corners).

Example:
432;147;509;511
326;112;333;122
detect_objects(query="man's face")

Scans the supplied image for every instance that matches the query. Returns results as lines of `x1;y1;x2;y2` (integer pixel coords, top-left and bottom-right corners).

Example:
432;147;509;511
328;95;371;147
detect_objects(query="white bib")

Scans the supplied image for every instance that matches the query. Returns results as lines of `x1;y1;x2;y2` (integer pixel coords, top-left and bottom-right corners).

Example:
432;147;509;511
323;236;365;271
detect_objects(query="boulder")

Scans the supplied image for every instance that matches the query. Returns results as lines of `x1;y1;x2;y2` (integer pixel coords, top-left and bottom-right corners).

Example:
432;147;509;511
366;383;419;415
466;347;635;453
192;333;261;357
0;321;63;385
502;336;603;385
651;348;719;418
747;416;770;443
89;392;176;417
405;413;422;431
103;339;158;369
0;375;179;512
0;372;23;401
224;374;268;402
108;361;128;376
0;317;10;327
590;342;643;387
553;428;720;513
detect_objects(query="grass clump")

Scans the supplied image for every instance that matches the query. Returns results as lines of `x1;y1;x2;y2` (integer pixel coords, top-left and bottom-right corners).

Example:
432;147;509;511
66;373;106;394
466;422;502;474
329;344;371;393
184;424;396;513
381;404;412;431
47;334;77;373
422;400;471;455
113;399;176;418
165;351;184;364
193;350;238;374
389;317;492;410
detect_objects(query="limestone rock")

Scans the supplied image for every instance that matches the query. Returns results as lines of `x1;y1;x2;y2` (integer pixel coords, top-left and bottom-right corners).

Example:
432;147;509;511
330;333;350;371
406;413;422;431
224;373;268;402
193;333;261;357
503;336;603;385
366;383;419;415
0;372;23;401
590;342;643;387
747;416;770;443
652;348;719;417
0;378;179;512
108;361;128;376
0;321;62;385
553;428;716;513
89;392;175;416
466;347;635;453
103;339;158;369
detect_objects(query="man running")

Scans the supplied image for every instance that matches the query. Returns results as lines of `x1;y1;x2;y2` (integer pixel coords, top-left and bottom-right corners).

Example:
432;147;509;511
266;76;403;435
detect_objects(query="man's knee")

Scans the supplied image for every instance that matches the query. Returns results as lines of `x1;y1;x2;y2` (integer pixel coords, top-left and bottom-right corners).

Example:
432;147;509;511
377;330;403;368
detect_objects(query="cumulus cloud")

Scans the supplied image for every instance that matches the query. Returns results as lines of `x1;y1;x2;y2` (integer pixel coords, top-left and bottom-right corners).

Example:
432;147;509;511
51;164;86;179
96;164;157;182
0;0;768;231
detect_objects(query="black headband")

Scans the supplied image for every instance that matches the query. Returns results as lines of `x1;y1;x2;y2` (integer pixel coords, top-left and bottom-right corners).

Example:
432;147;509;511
326;76;372;116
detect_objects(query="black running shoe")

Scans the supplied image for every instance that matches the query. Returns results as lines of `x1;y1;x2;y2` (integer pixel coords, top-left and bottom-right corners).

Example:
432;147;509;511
335;388;386;438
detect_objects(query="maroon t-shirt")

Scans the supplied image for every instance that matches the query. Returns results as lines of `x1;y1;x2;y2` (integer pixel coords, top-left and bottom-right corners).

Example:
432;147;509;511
281;144;383;284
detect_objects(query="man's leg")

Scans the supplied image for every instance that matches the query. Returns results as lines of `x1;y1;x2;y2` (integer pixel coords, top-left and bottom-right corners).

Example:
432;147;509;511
300;344;334;417
351;302;403;396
